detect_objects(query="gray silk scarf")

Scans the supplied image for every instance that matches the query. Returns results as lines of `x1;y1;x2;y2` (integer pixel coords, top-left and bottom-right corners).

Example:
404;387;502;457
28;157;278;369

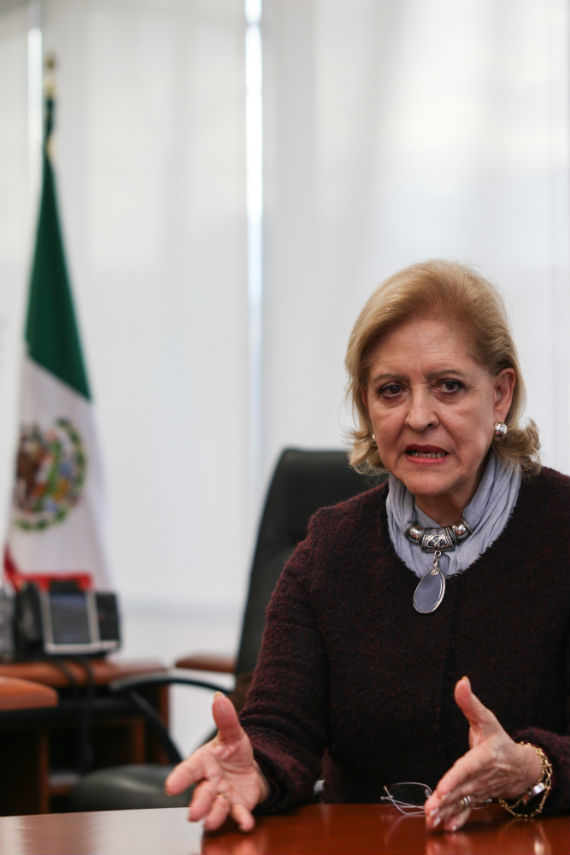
386;451;521;579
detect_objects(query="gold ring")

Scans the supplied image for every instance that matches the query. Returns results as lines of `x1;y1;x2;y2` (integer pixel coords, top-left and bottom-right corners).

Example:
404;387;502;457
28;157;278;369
459;795;473;810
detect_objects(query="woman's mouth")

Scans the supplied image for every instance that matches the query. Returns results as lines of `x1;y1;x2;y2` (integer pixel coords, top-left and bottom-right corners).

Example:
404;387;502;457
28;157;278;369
405;447;448;459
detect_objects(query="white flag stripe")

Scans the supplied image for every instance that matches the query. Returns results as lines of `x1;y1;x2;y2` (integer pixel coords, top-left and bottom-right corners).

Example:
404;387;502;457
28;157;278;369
7;359;112;588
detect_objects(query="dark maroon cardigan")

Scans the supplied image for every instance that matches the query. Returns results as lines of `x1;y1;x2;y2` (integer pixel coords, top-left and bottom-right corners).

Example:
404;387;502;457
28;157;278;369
240;466;570;814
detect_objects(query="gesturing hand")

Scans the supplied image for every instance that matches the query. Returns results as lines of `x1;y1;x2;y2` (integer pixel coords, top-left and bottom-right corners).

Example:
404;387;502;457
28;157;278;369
165;692;269;832
424;676;542;832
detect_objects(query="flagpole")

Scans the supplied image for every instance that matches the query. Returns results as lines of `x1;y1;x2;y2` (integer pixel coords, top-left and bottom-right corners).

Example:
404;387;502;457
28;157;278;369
43;54;57;163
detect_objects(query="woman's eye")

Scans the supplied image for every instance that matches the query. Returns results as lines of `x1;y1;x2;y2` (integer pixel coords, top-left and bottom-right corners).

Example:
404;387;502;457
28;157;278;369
379;383;403;398
439;379;463;394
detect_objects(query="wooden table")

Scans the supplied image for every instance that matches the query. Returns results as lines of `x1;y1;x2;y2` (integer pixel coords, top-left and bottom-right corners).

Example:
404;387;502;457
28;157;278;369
0;804;567;855
0;657;167;690
0;658;168;814
0;676;58;710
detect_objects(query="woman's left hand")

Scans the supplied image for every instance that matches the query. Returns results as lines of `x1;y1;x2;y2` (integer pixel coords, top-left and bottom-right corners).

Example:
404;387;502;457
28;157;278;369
424;676;542;832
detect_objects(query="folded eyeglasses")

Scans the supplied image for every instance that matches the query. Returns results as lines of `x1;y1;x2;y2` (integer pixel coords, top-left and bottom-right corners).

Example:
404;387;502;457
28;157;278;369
380;782;492;815
379;781;433;815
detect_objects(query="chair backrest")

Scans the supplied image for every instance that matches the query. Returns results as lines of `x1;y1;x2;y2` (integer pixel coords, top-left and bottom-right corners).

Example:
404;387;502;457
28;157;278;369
234;448;379;675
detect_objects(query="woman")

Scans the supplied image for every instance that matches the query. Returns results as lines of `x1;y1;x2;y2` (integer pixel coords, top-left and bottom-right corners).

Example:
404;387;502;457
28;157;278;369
166;260;569;833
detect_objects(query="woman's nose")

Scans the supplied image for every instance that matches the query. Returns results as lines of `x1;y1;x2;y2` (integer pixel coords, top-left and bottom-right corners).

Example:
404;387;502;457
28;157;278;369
405;391;438;431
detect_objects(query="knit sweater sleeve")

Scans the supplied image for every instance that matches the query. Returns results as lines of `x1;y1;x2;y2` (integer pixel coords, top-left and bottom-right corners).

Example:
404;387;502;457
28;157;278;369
511;469;570;815
239;509;331;813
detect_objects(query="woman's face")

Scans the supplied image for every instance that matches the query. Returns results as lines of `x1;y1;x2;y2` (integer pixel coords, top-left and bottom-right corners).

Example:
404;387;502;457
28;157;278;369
362;316;515;524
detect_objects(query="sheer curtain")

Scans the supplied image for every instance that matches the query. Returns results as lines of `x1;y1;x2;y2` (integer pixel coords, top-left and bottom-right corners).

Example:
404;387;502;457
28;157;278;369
0;0;250;629
0;1;30;489
261;0;570;484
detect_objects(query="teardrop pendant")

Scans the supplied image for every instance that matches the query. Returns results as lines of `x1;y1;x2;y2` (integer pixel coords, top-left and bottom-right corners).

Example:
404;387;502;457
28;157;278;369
413;550;445;613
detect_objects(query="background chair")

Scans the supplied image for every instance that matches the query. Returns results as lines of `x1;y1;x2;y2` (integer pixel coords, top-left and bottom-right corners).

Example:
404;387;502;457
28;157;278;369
67;447;378;810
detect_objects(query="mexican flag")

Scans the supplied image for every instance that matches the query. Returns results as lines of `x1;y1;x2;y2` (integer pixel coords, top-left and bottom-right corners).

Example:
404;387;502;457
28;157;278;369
4;92;113;590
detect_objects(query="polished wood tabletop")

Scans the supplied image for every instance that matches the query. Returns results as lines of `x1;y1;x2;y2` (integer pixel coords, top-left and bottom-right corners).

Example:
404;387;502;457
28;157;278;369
0;804;567;855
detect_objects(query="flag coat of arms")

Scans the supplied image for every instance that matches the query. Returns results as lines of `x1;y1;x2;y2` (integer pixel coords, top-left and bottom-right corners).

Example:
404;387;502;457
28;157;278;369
4;92;113;590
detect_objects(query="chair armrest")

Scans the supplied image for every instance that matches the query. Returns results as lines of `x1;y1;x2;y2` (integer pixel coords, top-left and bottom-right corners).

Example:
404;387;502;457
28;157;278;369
106;669;232;765
175;654;236;673
108;668;231;696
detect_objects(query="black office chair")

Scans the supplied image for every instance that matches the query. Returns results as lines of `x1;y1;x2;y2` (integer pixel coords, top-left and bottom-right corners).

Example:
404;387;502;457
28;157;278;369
67;448;378;810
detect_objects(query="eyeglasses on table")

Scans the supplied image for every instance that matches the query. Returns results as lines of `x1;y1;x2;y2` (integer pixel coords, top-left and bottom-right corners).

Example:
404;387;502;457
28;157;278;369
380;781;492;816
379;781;433;815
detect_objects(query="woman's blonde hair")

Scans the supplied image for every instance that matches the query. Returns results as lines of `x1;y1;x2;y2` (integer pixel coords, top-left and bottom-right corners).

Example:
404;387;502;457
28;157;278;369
345;259;540;475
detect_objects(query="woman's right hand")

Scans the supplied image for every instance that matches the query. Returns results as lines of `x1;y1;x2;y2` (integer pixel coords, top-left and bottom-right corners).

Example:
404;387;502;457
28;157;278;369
165;692;269;832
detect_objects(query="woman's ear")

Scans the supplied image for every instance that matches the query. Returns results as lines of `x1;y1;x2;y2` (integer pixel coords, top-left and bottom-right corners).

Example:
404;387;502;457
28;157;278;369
494;368;516;421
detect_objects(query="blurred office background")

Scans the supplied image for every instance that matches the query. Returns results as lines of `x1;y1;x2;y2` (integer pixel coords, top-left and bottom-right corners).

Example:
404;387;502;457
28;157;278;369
0;0;569;750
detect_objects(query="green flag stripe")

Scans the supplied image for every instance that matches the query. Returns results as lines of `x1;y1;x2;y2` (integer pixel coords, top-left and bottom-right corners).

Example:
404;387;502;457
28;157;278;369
25;95;91;400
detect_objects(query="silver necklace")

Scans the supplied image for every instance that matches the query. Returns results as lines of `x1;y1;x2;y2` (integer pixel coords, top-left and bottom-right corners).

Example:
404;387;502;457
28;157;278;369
404;519;472;614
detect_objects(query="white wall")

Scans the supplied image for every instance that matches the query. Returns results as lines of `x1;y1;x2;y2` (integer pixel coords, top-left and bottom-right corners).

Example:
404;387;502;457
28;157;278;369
260;0;570;484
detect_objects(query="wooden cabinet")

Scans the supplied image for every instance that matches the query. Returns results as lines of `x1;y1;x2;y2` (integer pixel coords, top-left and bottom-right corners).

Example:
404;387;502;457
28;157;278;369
0;659;168;815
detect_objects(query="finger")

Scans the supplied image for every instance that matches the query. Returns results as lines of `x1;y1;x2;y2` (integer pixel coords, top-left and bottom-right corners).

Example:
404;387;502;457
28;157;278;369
193;783;255;833
425;792;452;829
189;780;220;822
231;801;256;832
166;695;241;796
165;753;207;796
426;792;473;832
165;744;221;796
431;757;492;809
442;802;472;833
454;676;498;736
212;692;244;744
202;793;231;831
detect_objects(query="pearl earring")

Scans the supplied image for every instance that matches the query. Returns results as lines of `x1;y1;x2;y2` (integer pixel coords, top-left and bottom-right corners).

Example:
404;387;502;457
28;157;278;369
494;421;508;439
